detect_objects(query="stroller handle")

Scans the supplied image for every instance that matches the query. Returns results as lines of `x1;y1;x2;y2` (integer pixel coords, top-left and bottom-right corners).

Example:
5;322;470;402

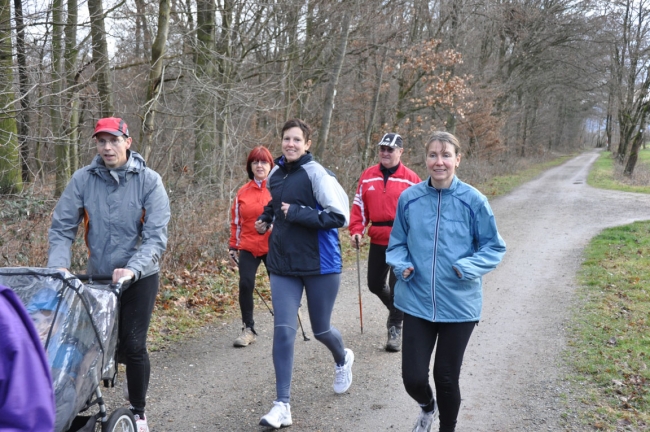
75;274;133;293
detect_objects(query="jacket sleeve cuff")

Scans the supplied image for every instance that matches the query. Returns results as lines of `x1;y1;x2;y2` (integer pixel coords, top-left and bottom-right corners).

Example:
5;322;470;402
125;267;140;282
394;266;415;281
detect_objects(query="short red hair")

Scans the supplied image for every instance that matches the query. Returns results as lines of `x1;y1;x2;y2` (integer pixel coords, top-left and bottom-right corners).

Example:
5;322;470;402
246;146;274;179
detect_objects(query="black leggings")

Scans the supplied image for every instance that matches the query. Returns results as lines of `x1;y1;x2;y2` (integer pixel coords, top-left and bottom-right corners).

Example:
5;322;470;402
238;250;268;330
118;273;159;414
367;243;403;328
402;314;476;432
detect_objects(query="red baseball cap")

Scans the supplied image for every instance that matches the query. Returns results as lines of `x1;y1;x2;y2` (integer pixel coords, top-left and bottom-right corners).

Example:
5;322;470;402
93;117;129;138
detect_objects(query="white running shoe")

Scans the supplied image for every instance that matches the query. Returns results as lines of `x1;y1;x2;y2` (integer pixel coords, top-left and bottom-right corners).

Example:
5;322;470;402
333;348;354;394
133;414;149;432
411;402;439;432
259;401;292;429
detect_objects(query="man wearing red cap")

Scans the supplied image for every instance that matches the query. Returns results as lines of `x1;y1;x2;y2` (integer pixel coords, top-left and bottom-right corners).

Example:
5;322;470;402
48;117;170;432
349;133;421;352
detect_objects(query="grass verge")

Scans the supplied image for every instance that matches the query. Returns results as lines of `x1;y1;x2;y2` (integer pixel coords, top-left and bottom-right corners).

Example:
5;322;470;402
565;149;650;430
588;150;650;193
570;221;650;430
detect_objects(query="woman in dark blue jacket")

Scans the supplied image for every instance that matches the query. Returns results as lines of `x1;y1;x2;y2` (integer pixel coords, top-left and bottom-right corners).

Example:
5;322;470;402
255;119;354;429
387;131;506;432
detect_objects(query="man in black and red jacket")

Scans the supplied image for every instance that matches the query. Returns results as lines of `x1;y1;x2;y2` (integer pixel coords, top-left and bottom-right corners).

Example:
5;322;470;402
349;133;421;352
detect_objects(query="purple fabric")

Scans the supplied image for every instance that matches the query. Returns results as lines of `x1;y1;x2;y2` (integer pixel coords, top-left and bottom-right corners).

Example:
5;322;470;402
0;284;55;432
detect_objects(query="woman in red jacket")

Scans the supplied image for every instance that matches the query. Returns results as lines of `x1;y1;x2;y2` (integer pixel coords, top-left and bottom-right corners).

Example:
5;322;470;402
229;146;274;347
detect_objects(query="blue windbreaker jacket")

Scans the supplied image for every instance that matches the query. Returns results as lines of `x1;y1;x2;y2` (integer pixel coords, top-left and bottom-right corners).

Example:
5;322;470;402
259;152;349;276
386;176;506;322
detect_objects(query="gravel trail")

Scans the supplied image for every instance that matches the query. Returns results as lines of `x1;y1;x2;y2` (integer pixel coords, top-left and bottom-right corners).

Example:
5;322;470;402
104;149;650;431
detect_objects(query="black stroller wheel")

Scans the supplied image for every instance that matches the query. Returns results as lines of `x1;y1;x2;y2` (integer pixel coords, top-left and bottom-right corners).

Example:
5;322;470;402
102;407;136;432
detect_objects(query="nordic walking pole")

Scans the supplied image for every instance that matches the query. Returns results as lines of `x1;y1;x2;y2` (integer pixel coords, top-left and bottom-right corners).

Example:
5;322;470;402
233;254;309;340
255;287;274;316
355;237;364;334
233;255;274;316
297;306;310;341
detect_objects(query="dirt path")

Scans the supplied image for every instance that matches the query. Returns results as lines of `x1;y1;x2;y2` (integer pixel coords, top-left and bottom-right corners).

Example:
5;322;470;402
112;149;650;431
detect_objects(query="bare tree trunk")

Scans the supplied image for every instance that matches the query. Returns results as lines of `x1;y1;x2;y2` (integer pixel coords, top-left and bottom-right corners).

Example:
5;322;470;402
529;99;539;152
34;83;44;181
215;96;230;198
445;0;461;134
13;0;31;183
193;0;216;179
555;98;568;152
64;0;80;174
515;92;523;157
362;48;387;168
52;0;69;196
612;0;648;164
605;88;613;151
140;0;171;162
214;0;234;198
617;69;650;164
315;13;350;160
297;0;315;119
624;104;649;176
134;0;151;58
74;97;89;172
88;0;114;117
0;0;23;194
282;7;299;120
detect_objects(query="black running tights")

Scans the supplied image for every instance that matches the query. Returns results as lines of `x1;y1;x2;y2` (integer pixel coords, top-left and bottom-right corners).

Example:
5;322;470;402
402;314;476;432
237;250;267;330
367;243;403;329
118;273;159;415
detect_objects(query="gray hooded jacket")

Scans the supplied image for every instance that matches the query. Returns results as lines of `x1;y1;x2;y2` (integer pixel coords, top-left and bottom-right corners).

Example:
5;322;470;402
48;151;170;281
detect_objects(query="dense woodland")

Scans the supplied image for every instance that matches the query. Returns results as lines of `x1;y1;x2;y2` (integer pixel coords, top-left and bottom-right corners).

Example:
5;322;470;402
1;0;649;270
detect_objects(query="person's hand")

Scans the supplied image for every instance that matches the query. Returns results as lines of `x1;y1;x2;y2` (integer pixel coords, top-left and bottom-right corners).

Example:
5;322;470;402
281;202;290;217
57;267;69;273
453;267;462;278
113;268;135;283
255;220;268;234
229;249;239;266
402;267;414;278
350;234;362;249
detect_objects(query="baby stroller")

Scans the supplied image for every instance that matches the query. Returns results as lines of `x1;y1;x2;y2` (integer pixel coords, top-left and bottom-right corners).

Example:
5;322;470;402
0;267;135;432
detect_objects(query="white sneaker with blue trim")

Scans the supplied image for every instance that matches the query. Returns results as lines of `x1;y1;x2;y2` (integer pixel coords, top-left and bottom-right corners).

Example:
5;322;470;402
259;401;292;429
333;348;354;394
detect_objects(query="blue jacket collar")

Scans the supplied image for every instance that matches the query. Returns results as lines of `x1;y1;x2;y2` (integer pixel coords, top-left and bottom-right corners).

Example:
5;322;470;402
275;151;313;171
426;175;458;193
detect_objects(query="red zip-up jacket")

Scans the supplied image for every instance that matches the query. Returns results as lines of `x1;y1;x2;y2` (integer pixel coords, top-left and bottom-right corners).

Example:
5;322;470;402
349;163;421;246
229;179;272;257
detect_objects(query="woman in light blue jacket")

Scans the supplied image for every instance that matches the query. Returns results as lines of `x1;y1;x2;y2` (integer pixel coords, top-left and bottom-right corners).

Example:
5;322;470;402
386;131;506;432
